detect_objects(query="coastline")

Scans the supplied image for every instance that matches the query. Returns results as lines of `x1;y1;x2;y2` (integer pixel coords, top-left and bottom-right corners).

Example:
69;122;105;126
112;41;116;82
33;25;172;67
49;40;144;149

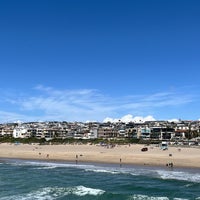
0;143;200;168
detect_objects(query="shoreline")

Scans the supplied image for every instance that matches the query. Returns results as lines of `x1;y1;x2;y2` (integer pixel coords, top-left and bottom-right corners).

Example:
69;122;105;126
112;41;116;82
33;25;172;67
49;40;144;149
0;143;200;169
2;157;200;172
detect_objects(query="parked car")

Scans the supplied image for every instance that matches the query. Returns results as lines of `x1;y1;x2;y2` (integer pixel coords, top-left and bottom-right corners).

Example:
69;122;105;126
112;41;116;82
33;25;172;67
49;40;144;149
141;147;148;152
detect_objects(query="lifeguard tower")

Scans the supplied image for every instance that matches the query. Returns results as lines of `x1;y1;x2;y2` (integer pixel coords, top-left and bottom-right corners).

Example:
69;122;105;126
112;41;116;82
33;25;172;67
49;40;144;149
160;141;168;150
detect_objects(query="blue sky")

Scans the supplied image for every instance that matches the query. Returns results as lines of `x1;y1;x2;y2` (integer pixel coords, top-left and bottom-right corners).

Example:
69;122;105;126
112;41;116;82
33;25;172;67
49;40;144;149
0;0;200;123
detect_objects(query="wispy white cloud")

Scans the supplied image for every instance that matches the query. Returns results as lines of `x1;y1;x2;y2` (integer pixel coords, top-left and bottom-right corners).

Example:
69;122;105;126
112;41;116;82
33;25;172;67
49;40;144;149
0;85;197;122
0;111;29;123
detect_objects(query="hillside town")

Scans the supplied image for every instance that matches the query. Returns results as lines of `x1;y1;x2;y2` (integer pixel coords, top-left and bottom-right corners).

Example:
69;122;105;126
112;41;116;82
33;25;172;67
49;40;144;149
0;120;200;145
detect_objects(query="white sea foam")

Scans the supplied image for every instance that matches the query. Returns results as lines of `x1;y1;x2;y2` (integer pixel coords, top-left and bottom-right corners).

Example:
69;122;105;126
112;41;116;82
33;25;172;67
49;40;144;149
0;185;105;200
84;165;200;184
85;168;120;174
35;166;57;169
72;185;105;196
84;165;140;176
184;183;194;187
129;195;191;200
129;194;169;200
6;159;125;175
35;161;200;183
173;198;189;200
156;170;200;183
7;159;96;170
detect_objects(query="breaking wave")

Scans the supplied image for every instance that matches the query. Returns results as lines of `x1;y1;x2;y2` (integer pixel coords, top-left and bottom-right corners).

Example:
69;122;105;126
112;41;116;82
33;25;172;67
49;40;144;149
156;170;200;183
128;194;200;200
0;185;105;200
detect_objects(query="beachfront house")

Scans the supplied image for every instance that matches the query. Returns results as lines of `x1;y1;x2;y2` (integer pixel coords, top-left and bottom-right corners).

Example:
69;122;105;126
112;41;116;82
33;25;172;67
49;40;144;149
150;127;162;140
98;123;118;138
118;129;126;137
83;129;98;139
138;127;151;139
0;127;13;137
150;127;175;140
125;122;138;138
161;127;174;140
0;123;17;137
13;126;29;138
172;130;186;140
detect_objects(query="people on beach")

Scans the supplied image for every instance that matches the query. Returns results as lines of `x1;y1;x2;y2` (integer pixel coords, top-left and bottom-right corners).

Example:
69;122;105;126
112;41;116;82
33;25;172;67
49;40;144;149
166;162;173;168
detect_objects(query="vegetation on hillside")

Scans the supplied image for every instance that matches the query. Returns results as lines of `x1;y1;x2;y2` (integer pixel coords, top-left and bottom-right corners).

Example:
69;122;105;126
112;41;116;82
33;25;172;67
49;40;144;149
0;136;161;145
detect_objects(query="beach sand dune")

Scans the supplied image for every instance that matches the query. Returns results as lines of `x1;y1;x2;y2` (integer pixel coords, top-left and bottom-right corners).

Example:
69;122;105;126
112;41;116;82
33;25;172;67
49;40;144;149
0;143;199;168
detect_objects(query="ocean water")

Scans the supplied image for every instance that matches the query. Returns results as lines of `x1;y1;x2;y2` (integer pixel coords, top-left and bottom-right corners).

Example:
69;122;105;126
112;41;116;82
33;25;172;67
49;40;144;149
0;159;199;200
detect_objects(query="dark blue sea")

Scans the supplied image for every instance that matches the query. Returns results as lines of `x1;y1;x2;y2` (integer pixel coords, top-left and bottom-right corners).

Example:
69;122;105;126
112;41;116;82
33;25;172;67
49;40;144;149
0;159;199;200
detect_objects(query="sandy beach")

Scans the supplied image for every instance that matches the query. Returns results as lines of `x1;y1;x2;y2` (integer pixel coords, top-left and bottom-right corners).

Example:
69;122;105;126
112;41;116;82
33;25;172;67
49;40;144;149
0;143;200;168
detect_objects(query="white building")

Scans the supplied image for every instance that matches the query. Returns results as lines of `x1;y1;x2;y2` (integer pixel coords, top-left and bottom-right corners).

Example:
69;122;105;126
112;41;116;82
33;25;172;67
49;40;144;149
83;129;98;139
13;127;28;138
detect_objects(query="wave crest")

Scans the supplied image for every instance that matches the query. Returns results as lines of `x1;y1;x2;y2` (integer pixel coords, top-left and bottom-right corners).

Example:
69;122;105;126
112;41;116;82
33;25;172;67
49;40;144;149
0;185;105;199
